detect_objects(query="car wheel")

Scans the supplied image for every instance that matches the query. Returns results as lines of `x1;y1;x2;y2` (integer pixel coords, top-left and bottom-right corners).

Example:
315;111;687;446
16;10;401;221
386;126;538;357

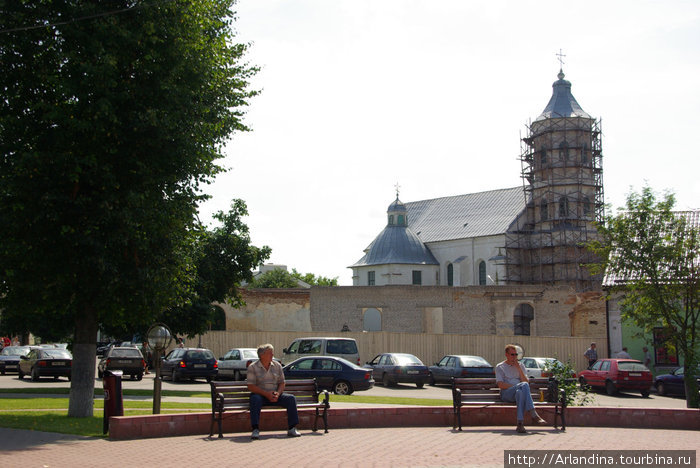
136;373;143;381
333;380;352;395
641;389;650;398
382;373;393;387
1;370;5;376
578;376;587;387
605;380;617;396
97;369;103;379
18;369;24;380
233;370;241;381
31;367;40;382
428;373;436;386
656;382;666;396
172;370;180;383
416;382;424;389
53;375;59;381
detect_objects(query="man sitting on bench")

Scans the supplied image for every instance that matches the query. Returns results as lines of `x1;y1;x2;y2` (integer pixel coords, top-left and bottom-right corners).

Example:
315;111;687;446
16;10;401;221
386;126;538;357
495;344;547;433
246;343;301;439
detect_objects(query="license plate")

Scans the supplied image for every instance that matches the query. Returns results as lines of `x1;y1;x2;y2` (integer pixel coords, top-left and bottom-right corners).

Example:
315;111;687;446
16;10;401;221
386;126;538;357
52;362;64;366
194;364;206;368
407;370;419;374
629;372;641;376
116;360;131;364
6;364;17;370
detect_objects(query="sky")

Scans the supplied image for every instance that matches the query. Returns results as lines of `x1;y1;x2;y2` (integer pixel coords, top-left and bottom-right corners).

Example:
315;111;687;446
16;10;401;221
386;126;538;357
198;0;700;286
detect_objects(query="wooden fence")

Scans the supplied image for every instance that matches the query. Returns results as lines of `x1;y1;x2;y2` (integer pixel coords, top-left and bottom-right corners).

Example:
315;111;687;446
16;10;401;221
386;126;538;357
192;330;605;373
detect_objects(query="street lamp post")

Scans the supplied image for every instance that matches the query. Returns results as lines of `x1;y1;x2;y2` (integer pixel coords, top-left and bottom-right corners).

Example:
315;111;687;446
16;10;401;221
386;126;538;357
147;323;172;414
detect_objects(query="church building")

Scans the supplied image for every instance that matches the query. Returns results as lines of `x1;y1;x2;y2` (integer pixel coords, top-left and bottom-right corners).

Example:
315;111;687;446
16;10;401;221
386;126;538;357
350;69;604;292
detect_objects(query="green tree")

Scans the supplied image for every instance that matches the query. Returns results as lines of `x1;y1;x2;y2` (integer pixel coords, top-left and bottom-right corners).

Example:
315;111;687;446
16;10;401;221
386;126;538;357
291;268;338;286
589;187;700;408
0;1;258;417
248;269;300;288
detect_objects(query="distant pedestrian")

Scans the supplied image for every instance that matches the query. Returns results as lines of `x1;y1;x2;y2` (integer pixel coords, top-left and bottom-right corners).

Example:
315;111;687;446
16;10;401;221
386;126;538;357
616;347;631;359
643;346;652;368
142;342;153;375
584;342;597;368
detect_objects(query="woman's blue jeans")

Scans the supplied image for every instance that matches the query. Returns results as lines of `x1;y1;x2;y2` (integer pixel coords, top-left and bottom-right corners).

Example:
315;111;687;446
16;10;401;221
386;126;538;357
500;381;535;422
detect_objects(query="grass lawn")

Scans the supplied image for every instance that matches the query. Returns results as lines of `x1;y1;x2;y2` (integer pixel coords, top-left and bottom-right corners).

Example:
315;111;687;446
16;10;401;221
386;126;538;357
0;387;451;437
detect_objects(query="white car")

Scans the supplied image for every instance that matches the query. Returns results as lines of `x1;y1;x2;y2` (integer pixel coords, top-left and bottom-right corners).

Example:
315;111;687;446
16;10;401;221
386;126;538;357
217;348;258;381
521;357;567;379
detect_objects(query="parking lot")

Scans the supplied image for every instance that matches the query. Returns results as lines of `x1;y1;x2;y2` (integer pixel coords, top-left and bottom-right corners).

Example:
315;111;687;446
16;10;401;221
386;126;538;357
0;357;691;410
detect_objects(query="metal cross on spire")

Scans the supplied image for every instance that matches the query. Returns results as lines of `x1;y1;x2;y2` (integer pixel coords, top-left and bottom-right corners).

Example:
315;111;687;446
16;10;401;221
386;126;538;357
394;182;401;199
556;48;566;71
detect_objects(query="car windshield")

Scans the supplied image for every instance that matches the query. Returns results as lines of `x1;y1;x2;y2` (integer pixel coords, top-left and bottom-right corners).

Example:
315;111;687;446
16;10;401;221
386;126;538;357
538;358;562;368
187;350;214;360
460;356;491;367
394;354;423;366
43;349;72;359
109;348;142;358
242;350;258;359
618;361;648;372
1;346;31;356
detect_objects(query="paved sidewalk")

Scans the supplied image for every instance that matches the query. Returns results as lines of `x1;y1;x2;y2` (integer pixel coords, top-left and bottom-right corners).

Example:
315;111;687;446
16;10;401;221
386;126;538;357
1;425;698;467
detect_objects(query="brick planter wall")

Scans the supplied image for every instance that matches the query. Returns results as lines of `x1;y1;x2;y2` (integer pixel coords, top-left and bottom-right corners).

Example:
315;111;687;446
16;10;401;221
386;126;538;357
108;406;700;440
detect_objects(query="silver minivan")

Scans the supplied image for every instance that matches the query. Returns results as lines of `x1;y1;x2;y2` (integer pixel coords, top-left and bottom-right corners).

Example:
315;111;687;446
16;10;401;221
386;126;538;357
281;337;360;365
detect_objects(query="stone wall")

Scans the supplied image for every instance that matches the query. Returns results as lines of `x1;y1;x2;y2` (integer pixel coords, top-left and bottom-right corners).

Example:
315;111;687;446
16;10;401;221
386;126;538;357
221;285;606;338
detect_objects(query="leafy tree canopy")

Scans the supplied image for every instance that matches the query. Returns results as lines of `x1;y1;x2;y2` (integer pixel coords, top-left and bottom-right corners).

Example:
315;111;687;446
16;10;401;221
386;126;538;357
589;186;700;408
248;267;338;288
0;0;258;417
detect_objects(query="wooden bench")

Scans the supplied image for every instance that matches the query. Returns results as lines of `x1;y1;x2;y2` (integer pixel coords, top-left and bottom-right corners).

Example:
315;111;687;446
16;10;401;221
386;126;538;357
452;377;567;431
209;379;330;438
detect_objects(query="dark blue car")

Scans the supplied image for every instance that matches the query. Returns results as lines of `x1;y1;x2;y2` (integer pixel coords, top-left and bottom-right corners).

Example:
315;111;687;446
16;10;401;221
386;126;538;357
283;356;374;395
655;366;700;397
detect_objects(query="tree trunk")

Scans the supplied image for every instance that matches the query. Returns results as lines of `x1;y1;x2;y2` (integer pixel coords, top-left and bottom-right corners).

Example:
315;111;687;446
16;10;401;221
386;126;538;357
68;306;98;418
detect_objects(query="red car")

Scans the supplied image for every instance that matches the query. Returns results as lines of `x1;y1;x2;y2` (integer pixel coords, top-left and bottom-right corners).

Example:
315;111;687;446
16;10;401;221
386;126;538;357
578;359;652;397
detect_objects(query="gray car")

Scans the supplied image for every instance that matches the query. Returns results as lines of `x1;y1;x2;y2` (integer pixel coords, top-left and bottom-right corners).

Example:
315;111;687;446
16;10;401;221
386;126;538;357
217;348;258;381
428;355;494;385
0;346;39;374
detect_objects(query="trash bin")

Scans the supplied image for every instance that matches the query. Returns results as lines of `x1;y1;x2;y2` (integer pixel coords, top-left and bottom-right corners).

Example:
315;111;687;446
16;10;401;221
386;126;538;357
103;370;124;434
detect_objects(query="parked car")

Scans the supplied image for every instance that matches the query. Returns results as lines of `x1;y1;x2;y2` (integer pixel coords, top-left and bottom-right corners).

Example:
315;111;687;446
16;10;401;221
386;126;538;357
654;366;700;397
578;359;652;397
282;337;360;365
364;353;430;388
521;357;574;379
18;348;72;381
98;346;146;380
217;348;259;380
283;356;374;395
96;341;121;357
160;347;218;382
0;346;39;375
428;355;494;385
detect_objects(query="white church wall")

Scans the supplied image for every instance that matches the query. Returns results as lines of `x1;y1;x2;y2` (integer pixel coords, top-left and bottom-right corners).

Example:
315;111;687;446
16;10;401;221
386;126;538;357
351;263;439;286
426;234;506;285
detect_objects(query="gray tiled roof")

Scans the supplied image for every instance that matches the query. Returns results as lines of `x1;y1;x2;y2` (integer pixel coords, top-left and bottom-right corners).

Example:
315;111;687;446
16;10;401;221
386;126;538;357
404;187;526;243
351;225;439;267
535;71;592;121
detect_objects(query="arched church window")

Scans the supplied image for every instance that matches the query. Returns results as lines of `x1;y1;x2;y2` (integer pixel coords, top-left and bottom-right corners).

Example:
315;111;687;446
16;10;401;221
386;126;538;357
583;196;591;218
478;261;486;285
558;141;569;161
558;197;569;218
447;263;454;286
388;215;394;225
514;303;534;335
540;199;548;221
363;308;382;331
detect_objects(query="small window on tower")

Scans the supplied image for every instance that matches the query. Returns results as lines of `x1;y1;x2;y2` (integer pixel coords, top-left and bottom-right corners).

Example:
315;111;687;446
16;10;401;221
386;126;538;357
398;215;405;225
388;215;394;225
583;197;591;217
558;197;569;218
368;271;375;286
581;144;588;164
558;141;569;161
540;148;547;165
540;200;548;221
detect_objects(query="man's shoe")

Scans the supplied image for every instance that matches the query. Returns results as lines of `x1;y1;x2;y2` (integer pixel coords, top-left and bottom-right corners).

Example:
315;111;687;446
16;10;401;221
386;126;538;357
533;416;547;425
516;423;527;434
287;427;301;437
251;429;259;440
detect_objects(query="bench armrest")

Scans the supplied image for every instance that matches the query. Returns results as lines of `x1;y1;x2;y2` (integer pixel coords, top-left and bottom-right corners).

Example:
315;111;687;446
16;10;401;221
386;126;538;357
319;389;330;408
